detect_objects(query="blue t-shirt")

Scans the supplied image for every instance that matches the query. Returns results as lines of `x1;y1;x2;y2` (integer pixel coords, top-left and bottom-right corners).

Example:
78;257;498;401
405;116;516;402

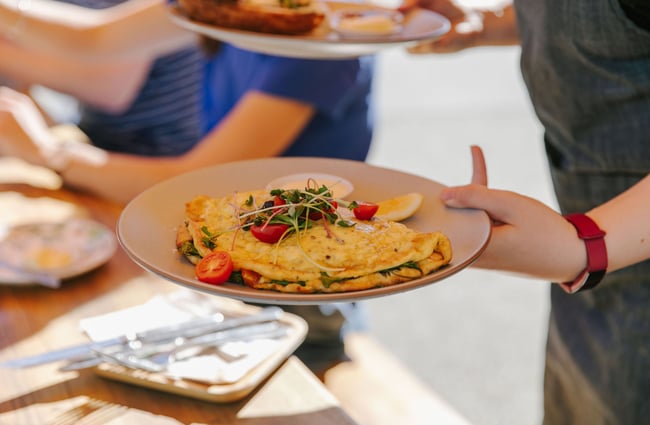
202;44;375;161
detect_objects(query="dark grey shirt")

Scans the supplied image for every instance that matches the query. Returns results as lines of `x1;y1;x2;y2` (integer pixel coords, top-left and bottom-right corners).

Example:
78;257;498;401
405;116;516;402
514;0;650;423
620;0;650;29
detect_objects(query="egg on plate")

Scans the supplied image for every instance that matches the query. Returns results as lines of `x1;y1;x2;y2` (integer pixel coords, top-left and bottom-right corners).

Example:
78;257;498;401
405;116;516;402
176;188;451;293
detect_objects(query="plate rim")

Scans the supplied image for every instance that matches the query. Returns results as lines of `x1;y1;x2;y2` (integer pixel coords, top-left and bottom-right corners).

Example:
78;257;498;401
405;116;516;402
167;3;450;58
117;157;491;305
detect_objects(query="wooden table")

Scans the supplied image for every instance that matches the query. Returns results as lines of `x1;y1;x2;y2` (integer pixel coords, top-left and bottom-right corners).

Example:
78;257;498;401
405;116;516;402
0;164;358;425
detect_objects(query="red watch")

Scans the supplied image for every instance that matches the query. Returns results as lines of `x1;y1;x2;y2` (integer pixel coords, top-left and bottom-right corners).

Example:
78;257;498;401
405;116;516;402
559;213;608;294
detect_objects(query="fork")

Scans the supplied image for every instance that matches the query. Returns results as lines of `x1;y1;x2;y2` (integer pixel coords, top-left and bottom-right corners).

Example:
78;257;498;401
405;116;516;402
93;321;289;372
48;399;127;425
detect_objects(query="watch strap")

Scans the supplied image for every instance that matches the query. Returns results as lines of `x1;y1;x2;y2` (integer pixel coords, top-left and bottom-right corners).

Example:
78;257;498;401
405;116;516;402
559;213;608;293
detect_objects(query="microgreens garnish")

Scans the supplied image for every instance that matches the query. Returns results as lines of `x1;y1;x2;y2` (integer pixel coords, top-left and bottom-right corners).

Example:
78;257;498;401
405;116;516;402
230;180;359;272
238;181;354;241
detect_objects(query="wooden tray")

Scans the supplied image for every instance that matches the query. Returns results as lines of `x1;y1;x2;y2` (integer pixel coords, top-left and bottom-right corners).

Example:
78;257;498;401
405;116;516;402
93;303;308;402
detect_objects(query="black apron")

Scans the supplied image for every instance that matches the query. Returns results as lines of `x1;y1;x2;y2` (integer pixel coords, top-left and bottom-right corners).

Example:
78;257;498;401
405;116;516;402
514;0;650;423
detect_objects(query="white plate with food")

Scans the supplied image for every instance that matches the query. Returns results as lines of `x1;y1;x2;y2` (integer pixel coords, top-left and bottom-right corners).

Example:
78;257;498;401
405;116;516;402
0;218;117;287
168;1;450;59
117;157;490;304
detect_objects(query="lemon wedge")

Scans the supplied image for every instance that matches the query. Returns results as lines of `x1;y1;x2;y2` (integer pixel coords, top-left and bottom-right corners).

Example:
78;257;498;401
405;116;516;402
375;192;424;222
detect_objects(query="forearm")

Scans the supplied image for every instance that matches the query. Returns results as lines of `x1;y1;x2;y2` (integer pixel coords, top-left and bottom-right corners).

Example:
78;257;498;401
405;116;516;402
60;151;181;204
0;40;151;111
0;0;195;61
439;146;650;286
188;92;315;164
59;92;314;204
587;174;650;273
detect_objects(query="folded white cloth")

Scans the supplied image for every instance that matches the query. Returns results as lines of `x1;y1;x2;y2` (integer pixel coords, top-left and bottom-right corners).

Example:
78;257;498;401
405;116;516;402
80;290;285;384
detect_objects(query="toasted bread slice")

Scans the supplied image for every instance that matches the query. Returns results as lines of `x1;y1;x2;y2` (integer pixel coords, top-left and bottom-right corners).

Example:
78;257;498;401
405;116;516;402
179;0;326;35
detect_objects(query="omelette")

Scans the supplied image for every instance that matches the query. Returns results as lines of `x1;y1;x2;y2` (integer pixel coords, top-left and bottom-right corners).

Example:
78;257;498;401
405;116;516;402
176;188;452;293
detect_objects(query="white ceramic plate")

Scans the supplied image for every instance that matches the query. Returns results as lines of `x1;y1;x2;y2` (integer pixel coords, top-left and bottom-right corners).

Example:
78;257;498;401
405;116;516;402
0;218;117;286
168;3;449;59
117;157;491;305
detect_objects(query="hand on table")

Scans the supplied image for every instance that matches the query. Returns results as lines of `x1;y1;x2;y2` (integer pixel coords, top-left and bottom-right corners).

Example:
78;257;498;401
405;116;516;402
0;86;106;173
439;146;586;284
0;86;58;167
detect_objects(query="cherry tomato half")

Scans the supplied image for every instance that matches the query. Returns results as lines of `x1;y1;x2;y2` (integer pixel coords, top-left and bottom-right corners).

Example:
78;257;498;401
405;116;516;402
251;223;290;244
196;251;233;285
352;202;379;220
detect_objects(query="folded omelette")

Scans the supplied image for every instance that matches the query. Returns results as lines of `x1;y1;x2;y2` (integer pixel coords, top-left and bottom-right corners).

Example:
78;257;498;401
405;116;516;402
176;189;451;293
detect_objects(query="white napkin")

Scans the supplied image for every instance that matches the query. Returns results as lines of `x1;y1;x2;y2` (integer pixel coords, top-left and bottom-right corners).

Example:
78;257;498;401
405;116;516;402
166;338;282;384
79;290;286;385
79;295;196;341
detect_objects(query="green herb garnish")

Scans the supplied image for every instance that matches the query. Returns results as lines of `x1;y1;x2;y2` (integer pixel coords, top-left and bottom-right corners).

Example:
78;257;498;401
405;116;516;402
379;261;421;276
239;180;352;242
200;226;217;249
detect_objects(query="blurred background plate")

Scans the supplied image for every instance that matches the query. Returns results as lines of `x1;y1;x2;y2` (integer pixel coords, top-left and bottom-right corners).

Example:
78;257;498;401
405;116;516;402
0;218;117;285
168;2;450;59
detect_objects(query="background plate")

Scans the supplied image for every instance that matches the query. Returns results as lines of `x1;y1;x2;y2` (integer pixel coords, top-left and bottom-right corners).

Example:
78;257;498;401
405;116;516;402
118;157;490;304
168;3;450;59
0;218;117;286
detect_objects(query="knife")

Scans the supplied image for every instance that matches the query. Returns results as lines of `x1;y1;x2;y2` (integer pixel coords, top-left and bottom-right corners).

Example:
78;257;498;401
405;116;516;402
74;321;290;373
1;306;283;368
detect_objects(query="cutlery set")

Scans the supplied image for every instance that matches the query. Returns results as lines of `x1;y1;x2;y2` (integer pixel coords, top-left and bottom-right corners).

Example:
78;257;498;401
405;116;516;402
2;306;288;373
77;321;289;373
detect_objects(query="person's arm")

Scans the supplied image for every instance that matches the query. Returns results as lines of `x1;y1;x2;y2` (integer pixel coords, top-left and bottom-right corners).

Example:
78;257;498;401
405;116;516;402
0;87;314;204
0;0;196;61
439;146;650;284
587;177;650;274
0;39;151;112
407;1;519;54
63;91;314;203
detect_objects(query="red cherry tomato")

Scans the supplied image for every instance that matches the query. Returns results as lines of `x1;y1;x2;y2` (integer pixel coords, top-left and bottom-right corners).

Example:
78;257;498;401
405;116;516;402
196;251;233;285
352;202;379;220
251;223;290;244
273;196;286;206
307;210;322;220
308;200;338;220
